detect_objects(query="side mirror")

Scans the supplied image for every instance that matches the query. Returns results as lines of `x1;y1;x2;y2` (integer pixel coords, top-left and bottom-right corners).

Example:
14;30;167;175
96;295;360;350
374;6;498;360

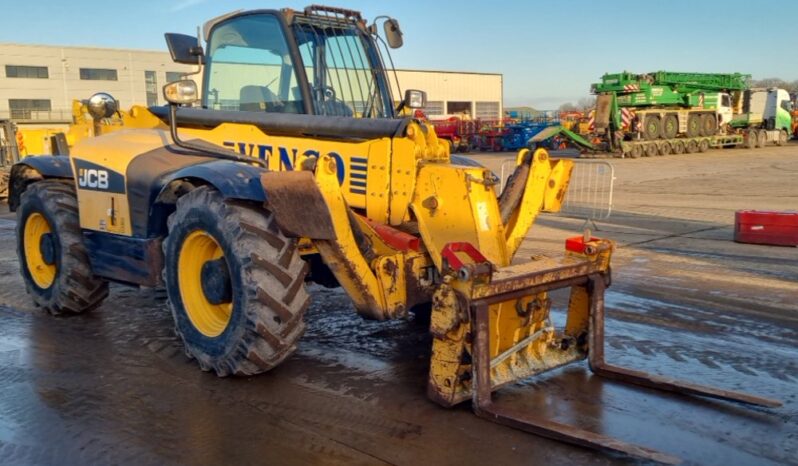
165;33;205;65
383;18;403;49
163;80;198;105
87;92;118;119
404;89;427;109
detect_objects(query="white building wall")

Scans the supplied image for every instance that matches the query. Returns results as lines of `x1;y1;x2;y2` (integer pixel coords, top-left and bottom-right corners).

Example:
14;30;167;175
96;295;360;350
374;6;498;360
0;43;197;119
0;43;503;122
391;69;503;119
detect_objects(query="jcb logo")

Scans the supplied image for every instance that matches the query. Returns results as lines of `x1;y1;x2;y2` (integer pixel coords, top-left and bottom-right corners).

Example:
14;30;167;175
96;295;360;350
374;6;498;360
72;159;126;194
78;169;109;189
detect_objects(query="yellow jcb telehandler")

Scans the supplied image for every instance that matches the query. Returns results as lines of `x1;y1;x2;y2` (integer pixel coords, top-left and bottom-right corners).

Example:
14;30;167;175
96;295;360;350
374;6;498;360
7;6;779;463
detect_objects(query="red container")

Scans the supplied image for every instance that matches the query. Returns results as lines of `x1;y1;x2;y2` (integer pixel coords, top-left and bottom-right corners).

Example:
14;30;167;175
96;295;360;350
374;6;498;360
734;210;798;246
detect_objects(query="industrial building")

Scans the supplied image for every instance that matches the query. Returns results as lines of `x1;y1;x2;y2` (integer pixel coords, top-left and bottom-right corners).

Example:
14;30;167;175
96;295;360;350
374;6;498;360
0;42;502;124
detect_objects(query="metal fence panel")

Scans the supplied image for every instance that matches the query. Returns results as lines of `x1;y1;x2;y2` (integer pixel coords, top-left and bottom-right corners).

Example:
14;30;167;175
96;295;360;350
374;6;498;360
500;158;616;220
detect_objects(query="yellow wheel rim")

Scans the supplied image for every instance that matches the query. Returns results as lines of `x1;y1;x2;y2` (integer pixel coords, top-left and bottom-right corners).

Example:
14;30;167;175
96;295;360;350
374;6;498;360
23;212;56;289
178;230;233;337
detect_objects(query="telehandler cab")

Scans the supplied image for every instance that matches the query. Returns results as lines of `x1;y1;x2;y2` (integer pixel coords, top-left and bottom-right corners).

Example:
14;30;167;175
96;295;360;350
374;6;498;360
8;5;779;463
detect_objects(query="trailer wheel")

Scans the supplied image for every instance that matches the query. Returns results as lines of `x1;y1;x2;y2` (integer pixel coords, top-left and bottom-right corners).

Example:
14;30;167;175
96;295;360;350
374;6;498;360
644;143;659;157
629;144;642;159
658;142;672;156
700;114;718;136
756;130;767;148
745;131;757;149
643;115;662;140
663;114;679;139
698;139;710;153
16;180;109;315
776;130;787;146
686;139;699;154
672;140;685;155
687;115;701;138
163;186;309;376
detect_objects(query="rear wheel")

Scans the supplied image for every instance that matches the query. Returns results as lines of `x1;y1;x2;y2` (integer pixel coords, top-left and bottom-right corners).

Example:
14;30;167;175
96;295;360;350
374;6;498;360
686;139;699;154
777;130;787;146
658;142;672;156
16;180;108;315
698;139;710;153
163;186;309;376
672;140;685;155
756;130;767;148
745;131;757;149
629;144;642;159
662;114;679;139
644;143;659;157
700;114;718;136
687;114;701;138
643;115;662;140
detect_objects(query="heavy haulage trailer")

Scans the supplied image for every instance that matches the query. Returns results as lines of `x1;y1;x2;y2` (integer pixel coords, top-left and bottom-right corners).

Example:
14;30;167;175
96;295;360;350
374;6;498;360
7;6;780;463
591;71;793;157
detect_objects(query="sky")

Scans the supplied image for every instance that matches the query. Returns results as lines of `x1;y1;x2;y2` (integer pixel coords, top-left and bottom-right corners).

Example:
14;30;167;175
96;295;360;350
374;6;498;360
1;0;796;109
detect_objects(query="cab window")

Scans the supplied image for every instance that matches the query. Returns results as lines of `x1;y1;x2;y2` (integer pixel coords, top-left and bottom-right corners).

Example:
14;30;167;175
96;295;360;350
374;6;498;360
204;14;304;114
721;94;731;107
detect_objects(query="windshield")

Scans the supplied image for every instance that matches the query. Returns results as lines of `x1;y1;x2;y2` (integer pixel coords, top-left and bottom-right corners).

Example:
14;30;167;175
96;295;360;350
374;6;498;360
204;14;305;114
203;12;395;118
293;19;393;118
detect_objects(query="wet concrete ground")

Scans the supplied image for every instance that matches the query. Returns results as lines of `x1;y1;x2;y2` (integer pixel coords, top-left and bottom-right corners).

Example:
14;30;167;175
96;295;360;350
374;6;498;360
1;146;797;465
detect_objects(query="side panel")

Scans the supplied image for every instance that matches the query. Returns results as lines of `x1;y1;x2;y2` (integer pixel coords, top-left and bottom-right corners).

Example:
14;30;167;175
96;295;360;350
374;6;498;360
82;231;164;286
68;122;398;237
70;129;171;236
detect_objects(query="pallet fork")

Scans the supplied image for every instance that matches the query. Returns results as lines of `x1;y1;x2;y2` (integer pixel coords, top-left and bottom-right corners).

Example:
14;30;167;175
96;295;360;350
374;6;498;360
433;236;781;464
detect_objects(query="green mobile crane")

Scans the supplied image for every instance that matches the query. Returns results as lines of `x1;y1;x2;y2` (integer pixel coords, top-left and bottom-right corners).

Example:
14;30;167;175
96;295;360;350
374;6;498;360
591;71;792;157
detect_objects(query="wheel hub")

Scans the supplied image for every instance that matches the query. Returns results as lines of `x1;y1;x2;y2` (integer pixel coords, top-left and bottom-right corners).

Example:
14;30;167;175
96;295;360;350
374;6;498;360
177;230;234;337
39;233;55;265
201;257;232;305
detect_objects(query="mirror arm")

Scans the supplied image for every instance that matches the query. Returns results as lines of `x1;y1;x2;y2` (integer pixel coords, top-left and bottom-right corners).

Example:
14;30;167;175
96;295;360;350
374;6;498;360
167;104;266;167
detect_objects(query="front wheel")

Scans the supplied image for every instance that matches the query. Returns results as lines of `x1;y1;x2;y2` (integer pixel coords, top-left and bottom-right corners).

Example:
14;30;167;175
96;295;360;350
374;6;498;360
163;187;309;376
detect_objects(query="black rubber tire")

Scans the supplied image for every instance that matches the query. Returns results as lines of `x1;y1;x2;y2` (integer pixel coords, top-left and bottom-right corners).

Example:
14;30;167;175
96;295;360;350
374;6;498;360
745;131;757;149
644;143;659;157
16;180;108;315
756;130;767;148
698;139;710;153
663;114;679;139
700;114;718;136
777;130;787;146
687;114;701;138
163;186;309;376
686;140;699;154
672;140;685;155
658;142;672;156
643;115;662;140
629;144;642;159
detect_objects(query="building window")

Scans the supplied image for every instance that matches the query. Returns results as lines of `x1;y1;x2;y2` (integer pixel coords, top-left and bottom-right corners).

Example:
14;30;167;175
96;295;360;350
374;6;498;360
423;101;444;116
476;101;500;119
165;71;184;83
9;99;52;119
446;101;472;116
5;65;49;79
79;68;118;81
145;71;158;106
